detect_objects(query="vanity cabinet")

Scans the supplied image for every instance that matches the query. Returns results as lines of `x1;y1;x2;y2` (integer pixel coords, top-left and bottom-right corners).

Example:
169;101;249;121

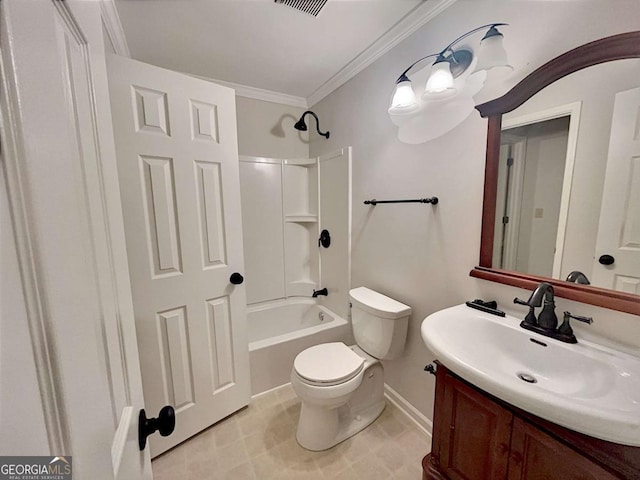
423;365;637;480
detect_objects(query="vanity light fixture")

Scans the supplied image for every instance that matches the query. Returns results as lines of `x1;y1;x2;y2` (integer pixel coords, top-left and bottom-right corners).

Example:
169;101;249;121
389;24;511;144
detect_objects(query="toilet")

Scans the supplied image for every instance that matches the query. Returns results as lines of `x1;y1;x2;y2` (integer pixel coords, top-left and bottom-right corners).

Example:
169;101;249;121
291;286;411;451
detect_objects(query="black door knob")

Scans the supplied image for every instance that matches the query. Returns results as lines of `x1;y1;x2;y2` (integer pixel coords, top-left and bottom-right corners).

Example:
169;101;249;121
138;405;175;450
230;272;244;285
598;254;615;266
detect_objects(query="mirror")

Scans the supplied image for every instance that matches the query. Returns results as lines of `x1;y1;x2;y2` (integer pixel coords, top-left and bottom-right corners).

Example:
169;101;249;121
472;32;640;315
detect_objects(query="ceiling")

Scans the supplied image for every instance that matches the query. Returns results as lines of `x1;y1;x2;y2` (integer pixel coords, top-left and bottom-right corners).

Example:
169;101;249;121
114;0;454;106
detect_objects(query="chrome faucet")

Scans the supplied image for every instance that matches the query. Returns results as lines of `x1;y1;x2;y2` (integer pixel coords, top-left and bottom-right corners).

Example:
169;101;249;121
514;282;592;343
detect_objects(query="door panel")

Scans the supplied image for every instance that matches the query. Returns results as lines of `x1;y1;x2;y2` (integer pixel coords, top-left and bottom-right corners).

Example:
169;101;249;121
440;373;512;480
592;87;640;292
107;54;250;456
508;417;617;480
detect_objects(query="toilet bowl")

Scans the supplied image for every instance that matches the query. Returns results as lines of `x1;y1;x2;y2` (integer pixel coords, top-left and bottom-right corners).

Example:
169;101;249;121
291;343;384;451
291;287;411;451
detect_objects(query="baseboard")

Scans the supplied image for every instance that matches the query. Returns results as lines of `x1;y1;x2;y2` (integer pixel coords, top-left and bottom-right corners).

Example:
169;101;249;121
251;382;291;400
384;383;433;440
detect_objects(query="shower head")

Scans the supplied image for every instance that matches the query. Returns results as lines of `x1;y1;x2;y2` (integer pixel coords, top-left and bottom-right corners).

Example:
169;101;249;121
294;110;330;139
294;118;308;131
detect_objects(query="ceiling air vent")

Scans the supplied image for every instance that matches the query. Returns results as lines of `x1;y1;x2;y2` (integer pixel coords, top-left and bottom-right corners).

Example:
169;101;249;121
274;0;328;17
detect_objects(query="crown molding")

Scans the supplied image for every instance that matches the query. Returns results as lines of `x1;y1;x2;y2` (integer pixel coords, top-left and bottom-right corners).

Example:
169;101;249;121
96;0;455;110
191;75;309;109
100;0;130;57
306;0;457;107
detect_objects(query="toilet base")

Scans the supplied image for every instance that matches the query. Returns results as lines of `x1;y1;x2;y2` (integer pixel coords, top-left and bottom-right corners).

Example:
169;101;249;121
296;398;385;451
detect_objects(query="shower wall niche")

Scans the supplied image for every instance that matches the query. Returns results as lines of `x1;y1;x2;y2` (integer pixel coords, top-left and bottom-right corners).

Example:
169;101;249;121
239;156;319;305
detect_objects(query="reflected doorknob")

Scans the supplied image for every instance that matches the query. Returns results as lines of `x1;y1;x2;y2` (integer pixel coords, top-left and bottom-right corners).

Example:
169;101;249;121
138;405;175;450
230;272;244;285
598;254;615;266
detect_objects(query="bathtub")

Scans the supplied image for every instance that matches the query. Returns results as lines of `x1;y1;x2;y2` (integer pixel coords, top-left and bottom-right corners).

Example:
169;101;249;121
248;298;351;395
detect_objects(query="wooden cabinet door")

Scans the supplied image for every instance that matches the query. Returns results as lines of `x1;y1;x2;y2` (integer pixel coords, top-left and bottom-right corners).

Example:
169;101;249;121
439;373;513;480
508;417;619;480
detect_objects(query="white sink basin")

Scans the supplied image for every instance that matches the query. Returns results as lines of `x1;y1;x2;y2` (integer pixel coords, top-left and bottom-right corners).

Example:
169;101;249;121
421;304;640;446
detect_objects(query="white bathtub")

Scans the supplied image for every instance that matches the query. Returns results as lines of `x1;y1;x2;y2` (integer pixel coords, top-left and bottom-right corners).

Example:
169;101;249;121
248;298;351;395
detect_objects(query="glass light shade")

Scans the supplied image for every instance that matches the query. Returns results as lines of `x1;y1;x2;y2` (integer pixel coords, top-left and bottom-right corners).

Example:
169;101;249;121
474;33;512;72
390;80;417;108
425;61;454;93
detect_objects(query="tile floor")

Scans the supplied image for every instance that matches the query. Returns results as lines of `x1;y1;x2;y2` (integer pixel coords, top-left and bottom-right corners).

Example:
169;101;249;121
152;384;430;479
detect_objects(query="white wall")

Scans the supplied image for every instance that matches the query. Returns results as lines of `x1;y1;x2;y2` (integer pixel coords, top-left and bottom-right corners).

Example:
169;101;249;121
309;0;640;422
235;96;308;158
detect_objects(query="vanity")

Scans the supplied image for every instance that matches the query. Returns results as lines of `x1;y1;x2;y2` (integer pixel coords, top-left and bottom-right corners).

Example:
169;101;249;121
423;363;639;480
420;305;640;480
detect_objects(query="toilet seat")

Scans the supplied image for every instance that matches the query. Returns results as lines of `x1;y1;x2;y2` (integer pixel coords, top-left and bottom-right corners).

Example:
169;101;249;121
294;342;364;386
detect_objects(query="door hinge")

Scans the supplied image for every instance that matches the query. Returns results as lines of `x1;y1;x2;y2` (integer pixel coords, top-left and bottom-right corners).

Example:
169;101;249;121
507;157;514;167
502;216;509;224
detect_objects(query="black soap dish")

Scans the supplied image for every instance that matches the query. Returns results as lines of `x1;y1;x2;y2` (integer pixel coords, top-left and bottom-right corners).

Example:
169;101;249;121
465;299;505;317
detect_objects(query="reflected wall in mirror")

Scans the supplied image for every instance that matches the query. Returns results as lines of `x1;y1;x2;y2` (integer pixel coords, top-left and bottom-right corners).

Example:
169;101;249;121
473;32;640;315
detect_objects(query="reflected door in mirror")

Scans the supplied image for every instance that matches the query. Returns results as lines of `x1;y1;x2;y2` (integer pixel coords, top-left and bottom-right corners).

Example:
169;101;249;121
591;87;640;294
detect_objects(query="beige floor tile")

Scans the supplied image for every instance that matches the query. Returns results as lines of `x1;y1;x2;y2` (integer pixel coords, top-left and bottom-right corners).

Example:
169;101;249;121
341;432;372;465
220;461;256;480
351;455;393;480
212;417;242;448
372;442;410;473
250;451;281;480
391;462;423;480
152;385;428;480
326;466;360;480
395;429;430;465
313;447;350;478
215;438;250;472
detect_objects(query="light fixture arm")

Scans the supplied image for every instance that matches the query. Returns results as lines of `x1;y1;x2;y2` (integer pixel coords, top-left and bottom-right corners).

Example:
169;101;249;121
438;23;509;58
395;54;439;83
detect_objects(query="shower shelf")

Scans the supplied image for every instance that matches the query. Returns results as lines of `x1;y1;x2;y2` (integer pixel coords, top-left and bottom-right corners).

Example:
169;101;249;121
285;214;318;223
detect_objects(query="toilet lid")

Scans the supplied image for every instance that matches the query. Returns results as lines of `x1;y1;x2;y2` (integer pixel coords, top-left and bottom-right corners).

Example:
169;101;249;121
294;342;364;386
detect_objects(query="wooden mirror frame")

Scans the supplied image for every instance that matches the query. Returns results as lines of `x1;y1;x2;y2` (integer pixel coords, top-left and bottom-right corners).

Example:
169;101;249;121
471;31;640;316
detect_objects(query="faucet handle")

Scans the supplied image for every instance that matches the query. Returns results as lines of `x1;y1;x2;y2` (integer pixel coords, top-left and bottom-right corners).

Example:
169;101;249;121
557;311;593;342
514;298;537;326
564;311;593;324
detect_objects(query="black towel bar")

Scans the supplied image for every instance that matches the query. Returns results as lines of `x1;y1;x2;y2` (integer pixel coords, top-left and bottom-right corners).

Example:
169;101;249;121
364;197;438;206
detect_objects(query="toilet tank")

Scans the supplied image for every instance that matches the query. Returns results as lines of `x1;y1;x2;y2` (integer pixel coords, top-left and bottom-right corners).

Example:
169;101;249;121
349;287;411;360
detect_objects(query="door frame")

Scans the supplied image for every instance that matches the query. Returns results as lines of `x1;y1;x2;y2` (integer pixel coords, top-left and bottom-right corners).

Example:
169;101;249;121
501;101;582;279
1;1;150;476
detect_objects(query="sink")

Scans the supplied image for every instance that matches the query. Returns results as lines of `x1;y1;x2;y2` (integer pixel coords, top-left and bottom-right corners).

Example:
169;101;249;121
421;304;640;446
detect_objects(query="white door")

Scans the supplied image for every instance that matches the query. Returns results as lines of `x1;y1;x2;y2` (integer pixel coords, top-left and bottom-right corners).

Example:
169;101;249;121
2;1;151;478
107;55;250;456
592;87;640;293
